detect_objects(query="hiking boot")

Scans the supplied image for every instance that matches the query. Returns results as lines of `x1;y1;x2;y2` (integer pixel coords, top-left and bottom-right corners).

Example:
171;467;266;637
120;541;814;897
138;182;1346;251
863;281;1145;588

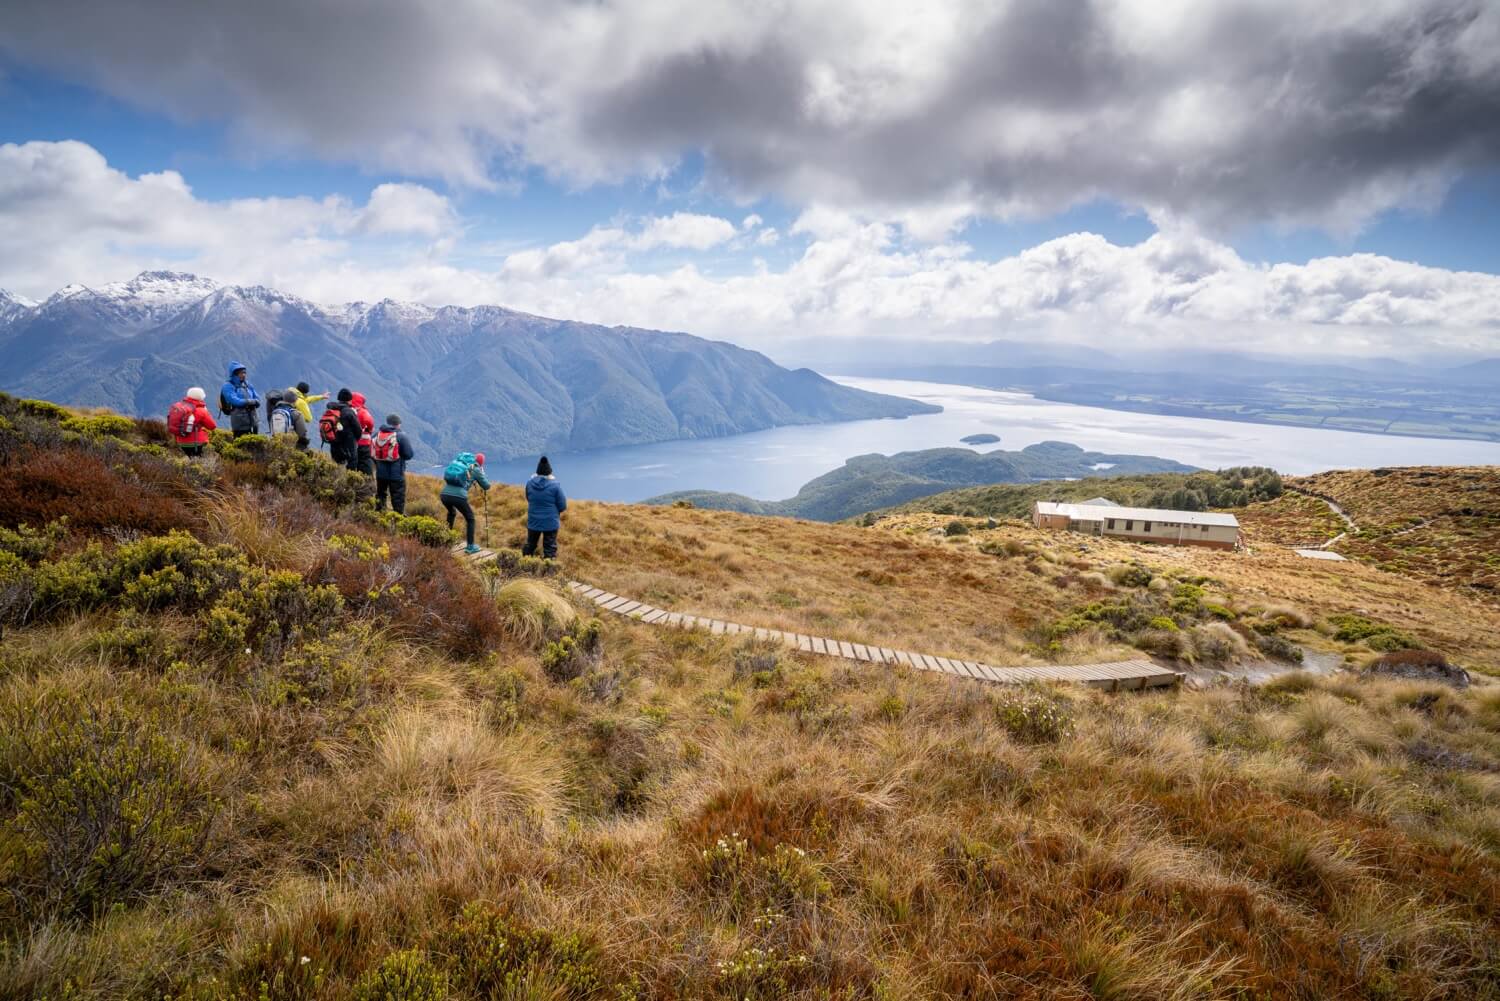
465;544;481;554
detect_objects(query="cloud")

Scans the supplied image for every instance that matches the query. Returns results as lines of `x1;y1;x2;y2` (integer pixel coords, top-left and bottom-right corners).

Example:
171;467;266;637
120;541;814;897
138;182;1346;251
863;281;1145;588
632;212;737;250
3;140;1498;360
358;183;458;238
3;0;1498;231
0;140;448;296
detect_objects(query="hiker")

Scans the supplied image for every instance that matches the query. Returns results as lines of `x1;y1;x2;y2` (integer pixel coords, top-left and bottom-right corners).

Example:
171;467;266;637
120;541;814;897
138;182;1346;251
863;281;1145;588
319;389;363;469
523;455;567;559
287;382;326;426
266;389;308;449
350;391;376;476
440;450;490;554
372;414;414;514
219;361;261;437
167;387;216;457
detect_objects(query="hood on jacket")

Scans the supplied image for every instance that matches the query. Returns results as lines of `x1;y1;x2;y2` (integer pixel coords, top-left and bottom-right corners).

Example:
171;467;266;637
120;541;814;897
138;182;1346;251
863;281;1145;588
225;360;247;380
284;387;301;401
350;392;366;407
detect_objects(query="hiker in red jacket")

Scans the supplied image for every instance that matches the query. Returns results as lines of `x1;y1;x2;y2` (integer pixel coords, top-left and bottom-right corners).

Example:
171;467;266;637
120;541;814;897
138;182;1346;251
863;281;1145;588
350;391;376;476
166;387;216;457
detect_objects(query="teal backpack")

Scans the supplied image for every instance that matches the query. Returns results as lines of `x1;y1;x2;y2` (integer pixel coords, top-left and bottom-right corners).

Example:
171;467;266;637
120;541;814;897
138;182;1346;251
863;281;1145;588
443;452;475;487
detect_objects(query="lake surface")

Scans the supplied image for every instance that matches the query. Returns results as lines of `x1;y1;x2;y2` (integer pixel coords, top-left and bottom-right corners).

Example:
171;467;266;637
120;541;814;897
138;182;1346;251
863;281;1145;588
485;377;1500;503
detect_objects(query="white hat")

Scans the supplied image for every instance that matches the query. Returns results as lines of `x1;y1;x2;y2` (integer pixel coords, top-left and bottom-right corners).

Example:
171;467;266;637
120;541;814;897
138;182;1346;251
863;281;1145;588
186;387;206;401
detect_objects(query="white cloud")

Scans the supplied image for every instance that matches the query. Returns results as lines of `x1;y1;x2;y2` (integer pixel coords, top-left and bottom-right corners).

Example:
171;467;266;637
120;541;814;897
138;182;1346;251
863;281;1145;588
3;140;1498;361
741;213;762;229
3;0;1497;232
358;182;458;238
631;212;737;250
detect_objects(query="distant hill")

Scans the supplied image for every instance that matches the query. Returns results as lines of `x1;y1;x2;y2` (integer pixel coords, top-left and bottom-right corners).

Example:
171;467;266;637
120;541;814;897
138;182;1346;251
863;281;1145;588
0;271;938;461
878;465;1285;520
647;441;1197;521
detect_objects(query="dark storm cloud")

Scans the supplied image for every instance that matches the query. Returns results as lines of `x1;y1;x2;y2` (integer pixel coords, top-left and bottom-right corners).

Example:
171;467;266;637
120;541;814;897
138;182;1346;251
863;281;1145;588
3;0;1498;230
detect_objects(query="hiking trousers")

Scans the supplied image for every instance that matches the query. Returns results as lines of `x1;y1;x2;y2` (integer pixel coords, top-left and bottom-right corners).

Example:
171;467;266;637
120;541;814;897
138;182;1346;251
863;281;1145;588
523;529;558;560
442;495;476;546
375;478;406;515
356;445;375;477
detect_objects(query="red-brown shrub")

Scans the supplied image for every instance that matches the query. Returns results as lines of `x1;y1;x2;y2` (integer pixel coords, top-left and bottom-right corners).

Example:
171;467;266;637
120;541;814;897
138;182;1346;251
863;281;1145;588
0;446;199;536
307;529;505;658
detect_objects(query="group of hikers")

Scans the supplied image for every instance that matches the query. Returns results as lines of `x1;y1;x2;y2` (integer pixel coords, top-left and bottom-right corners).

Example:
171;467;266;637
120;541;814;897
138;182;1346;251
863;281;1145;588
165;361;567;557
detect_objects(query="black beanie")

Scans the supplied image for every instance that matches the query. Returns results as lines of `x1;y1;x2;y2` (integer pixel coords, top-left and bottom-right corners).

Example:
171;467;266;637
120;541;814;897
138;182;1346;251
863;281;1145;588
386;414;401;426
337;388;352;403
297;381;311;394
536;456;552;476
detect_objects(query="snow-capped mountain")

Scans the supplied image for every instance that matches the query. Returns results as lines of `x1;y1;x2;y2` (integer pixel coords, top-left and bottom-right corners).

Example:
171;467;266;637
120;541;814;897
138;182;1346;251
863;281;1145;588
0;272;936;460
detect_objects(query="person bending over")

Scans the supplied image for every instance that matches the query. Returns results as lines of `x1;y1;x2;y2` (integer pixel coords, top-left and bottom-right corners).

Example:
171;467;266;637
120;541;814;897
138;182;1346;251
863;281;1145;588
440;451;490;553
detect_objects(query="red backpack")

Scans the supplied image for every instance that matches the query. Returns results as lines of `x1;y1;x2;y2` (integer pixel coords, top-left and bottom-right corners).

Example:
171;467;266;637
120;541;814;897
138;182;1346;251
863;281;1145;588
318;406;341;444
167;400;197;440
372;429;402;462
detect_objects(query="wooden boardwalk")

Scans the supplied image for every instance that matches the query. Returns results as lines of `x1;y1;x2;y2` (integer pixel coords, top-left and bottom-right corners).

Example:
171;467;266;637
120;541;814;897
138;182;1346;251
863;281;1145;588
455;546;1180;690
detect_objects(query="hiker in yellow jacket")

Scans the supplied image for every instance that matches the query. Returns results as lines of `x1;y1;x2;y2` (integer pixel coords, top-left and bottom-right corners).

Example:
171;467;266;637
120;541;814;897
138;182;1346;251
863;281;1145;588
285;381;327;426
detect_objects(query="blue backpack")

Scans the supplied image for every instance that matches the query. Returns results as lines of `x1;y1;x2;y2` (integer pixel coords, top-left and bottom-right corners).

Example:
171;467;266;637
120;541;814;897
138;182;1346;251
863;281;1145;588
444;452;475;487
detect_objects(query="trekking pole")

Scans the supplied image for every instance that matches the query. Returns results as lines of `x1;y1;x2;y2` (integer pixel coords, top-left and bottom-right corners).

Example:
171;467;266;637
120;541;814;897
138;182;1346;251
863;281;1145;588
483;489;491;550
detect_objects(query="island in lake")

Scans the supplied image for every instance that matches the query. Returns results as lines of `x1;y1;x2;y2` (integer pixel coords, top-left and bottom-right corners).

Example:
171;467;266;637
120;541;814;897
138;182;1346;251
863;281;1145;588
960;433;1001;445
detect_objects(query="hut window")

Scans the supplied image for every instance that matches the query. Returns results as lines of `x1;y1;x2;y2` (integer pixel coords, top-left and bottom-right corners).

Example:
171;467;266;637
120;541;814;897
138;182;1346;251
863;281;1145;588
1107;519;1115;530
1142;521;1152;532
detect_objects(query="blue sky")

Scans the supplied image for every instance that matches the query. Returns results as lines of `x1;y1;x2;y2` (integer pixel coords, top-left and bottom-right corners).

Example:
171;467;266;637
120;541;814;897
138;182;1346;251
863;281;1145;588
2;1;1497;359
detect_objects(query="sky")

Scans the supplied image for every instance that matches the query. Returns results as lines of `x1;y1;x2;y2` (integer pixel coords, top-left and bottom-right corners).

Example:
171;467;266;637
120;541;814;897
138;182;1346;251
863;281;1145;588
2;0;1499;360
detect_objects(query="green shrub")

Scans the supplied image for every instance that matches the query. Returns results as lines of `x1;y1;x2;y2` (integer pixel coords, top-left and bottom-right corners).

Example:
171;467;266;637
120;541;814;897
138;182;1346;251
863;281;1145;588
1252;629;1304;663
944;520;970;537
14;398;71;422
1326;613;1416;650
993;690;1074;744
352;949;448;1001
89;616;181;669
484;548;561;580
1147;616;1179;632
541;618;603;682
0;520;66;563
1106;564;1153;588
442;901;603;999
875;694;905;722
373;511;456;548
61;414;137;440
277;634;370;704
1203;603;1235;620
0;693;218;923
209;570;342;661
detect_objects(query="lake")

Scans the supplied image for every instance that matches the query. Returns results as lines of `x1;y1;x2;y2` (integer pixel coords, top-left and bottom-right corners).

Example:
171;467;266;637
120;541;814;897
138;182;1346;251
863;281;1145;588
484;377;1500;503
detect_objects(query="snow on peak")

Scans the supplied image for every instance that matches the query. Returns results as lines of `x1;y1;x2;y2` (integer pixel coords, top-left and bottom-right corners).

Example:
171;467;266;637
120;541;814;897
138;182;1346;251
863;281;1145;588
98;271;221;307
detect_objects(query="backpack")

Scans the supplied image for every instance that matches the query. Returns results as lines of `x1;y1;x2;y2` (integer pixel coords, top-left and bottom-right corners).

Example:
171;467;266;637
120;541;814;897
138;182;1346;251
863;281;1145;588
443;452;475;487
373;429;402;463
269;404;295;436
318;406;341;444
167;400;197;439
219;390;233;416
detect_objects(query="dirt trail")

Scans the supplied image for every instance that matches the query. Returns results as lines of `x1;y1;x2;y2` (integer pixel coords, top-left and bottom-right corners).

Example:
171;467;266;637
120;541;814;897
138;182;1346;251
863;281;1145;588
1287;486;1356;549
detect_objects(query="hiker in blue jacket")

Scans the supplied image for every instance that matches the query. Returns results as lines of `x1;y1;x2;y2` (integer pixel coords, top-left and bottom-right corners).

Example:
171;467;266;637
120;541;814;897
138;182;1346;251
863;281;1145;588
523;456;567;559
219;360;261;437
440;451;490;553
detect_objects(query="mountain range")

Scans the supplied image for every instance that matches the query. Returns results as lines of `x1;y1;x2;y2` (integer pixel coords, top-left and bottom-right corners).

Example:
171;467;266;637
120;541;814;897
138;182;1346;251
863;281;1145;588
647;441;1197;522
0;272;937;461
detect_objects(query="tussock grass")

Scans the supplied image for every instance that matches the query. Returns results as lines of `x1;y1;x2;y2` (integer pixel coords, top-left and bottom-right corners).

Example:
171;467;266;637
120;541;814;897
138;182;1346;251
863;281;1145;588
494;579;578;647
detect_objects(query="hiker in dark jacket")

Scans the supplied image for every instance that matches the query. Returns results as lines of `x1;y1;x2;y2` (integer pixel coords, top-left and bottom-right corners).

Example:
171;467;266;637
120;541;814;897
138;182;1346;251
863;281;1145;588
523;456;567;559
440;451;490;553
372;414;414;514
219;361;261;437
327;389;363;469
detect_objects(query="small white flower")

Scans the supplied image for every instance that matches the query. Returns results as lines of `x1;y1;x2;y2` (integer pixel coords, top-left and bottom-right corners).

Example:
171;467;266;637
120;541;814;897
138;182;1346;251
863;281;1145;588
299;956;311;965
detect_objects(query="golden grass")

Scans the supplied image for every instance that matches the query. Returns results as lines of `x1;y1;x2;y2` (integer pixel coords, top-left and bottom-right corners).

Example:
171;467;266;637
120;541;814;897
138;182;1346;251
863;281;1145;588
10;463;1500;999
